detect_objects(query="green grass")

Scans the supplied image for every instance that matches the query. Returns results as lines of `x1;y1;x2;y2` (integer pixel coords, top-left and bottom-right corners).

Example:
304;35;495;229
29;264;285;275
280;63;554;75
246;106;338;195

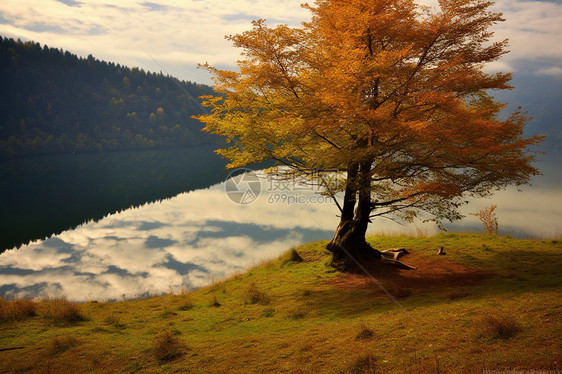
0;233;561;373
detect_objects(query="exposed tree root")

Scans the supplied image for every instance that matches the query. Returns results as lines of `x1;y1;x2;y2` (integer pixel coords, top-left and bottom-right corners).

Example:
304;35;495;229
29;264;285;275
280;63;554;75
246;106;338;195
380;248;416;270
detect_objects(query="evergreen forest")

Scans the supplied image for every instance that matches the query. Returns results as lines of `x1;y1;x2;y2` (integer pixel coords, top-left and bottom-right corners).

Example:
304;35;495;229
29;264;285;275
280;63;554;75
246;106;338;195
0;36;216;158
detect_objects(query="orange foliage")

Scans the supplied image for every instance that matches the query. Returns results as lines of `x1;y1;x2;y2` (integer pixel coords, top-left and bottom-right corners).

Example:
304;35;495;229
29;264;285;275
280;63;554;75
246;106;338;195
196;0;542;231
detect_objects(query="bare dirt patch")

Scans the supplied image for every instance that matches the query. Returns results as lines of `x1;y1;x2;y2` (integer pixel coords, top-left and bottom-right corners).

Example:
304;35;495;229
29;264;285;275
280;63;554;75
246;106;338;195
329;249;495;297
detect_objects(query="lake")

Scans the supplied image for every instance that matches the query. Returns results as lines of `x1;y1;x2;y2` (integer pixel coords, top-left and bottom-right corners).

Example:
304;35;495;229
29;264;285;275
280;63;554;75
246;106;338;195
1;148;561;301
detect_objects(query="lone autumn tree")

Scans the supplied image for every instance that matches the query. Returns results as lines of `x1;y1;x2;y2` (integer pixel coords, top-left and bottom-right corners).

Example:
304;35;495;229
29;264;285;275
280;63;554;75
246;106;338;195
196;0;542;270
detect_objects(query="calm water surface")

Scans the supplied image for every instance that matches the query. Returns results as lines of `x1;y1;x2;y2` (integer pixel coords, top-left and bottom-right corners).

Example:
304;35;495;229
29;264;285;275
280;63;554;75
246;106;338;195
1;156;561;301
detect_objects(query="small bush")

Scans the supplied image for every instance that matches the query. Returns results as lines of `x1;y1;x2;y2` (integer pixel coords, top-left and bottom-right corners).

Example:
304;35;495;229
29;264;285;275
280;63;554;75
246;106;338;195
280;248;304;265
470;205;499;234
177;298;194;311
0;297;37;321
41;298;86;325
104;313;126;330
159;309;177;318
244;283;270;305
50;335;80;355
209;295;221;307
391;288;412;299
479;315;521;340
348;355;377;373
288;311;305;320
355;324;375;340
261;308;275;318
152;329;184;362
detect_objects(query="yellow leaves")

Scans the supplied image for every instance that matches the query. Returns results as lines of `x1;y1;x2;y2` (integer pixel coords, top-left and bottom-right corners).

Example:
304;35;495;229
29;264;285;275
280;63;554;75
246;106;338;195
395;180;463;205
417;181;462;198
405;120;430;132
194;0;541;221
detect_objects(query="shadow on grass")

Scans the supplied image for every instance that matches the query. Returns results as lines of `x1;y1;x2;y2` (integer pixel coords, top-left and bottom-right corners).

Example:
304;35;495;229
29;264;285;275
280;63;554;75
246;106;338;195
289;245;561;318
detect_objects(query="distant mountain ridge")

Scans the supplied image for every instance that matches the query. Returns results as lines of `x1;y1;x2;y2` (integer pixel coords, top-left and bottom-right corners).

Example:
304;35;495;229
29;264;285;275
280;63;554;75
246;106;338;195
0;36;217;157
0;36;560;166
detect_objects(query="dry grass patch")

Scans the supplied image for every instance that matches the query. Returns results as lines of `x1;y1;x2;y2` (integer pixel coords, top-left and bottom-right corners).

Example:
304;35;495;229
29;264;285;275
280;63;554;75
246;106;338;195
40;298;86;325
49;335;80;356
280;248;304;264
348;354;378;374
177;297;194;311
103;313;126;330
152;329;184;362
244;283;270;305
0;297;37;321
355;323;375;340
0;235;560;373
478;314;522;340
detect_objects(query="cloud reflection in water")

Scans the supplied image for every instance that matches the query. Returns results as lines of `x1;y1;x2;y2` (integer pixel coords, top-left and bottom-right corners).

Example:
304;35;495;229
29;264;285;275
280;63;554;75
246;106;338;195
1;173;561;302
0;180;341;301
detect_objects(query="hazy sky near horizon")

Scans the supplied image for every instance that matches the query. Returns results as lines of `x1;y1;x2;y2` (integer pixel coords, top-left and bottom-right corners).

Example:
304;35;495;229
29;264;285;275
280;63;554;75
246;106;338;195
0;0;561;85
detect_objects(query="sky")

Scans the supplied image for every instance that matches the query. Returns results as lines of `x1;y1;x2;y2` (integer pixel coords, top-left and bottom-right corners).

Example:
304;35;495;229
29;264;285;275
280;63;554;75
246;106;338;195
1;0;561;86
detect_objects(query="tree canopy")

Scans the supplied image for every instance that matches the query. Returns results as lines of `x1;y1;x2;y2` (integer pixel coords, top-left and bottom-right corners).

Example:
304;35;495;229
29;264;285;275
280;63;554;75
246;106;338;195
196;0;543;269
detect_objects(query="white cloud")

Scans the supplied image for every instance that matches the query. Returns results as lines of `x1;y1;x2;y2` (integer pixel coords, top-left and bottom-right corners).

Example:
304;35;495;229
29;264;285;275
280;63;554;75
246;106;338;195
536;65;562;76
3;0;558;83
0;0;309;83
493;0;562;71
0;242;72;271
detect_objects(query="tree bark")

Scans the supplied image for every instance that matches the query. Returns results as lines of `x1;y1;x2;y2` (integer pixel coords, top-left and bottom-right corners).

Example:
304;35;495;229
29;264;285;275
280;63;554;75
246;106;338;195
326;157;415;271
326;158;381;270
326;218;382;270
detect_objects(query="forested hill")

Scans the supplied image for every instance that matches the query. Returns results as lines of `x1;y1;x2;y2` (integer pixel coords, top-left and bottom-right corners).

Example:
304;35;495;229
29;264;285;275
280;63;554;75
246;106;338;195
0;36;217;158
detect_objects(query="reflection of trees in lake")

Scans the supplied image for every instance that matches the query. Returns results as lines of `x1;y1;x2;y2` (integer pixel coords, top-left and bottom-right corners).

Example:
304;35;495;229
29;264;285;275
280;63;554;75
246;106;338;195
0;146;228;252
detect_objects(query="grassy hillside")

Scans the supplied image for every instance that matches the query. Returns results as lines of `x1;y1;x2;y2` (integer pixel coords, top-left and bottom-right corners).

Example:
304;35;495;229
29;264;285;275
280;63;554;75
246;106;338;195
1;233;561;373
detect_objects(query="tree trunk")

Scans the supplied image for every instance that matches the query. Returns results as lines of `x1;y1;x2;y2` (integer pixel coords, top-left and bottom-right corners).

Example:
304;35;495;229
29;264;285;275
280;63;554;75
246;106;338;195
326;158;381;270
326;157;415;271
326;217;382;270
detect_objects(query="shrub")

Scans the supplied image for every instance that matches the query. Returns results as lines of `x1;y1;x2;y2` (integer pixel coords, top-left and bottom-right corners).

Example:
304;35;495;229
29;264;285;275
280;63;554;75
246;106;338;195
355;324;375;340
209;295;221;307
41;298;86;325
177;298;194;311
470;205;499;234
348;355;377;374
288;311;305;320
479;315;521;340
0;297;37;321
152;329;184;362
280;248;304;265
244;283;270;305
261;308;275;318
50;335;80;355
104;313;126;330
446;291;471;300
159;309;177;318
